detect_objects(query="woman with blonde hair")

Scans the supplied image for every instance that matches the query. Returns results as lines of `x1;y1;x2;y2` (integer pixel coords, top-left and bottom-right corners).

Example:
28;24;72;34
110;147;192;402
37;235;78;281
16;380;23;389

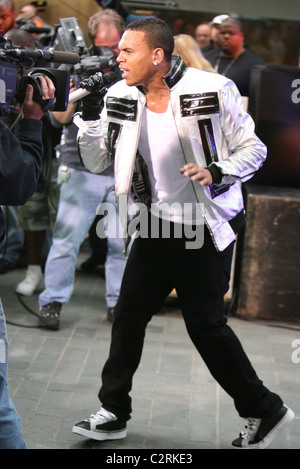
174;33;215;72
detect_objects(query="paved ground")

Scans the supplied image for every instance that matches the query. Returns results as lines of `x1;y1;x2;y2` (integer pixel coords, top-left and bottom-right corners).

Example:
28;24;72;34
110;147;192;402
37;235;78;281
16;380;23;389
1;251;300;450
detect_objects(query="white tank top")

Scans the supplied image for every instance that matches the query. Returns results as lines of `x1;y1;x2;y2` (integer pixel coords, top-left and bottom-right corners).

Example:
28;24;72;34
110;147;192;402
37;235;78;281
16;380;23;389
138;103;200;224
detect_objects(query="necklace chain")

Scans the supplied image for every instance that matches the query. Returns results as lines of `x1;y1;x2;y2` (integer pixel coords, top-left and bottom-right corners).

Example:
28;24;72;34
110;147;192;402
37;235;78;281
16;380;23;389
214;50;245;76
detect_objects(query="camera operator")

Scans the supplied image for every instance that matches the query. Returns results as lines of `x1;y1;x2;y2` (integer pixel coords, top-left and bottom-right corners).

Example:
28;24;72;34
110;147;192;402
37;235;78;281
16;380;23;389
16;3;54;44
0;75;55;449
5;26;38;47
0;27;57;275
0;27;38;274
37;9;127;329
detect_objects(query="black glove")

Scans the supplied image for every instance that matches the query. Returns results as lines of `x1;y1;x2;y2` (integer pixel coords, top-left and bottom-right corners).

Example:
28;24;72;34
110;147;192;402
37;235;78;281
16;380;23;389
79;72;116;121
81;93;103;121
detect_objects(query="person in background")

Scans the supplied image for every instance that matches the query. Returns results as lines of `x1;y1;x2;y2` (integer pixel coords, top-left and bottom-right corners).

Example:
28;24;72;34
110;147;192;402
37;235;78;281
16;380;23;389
0;76;55;449
14;135;59;296
205;17;266;97
202;13;229;56
79;7;126;273
0;0;16;36
17;3;43;24
0;24;38;274
194;22;212;51
37;9;128;330
174;33;215;72
5;26;37;45
3;27;60;296
16;3;53;39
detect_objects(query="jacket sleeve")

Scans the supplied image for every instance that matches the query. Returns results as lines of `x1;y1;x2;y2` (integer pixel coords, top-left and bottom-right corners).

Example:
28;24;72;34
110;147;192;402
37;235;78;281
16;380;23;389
73;109;113;174
212;80;267;185
0;118;43;205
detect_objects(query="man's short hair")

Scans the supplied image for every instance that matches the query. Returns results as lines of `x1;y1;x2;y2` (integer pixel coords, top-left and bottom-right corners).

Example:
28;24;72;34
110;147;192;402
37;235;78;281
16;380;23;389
126;17;174;63
221;17;244;33
87;8;125;43
0;0;15;10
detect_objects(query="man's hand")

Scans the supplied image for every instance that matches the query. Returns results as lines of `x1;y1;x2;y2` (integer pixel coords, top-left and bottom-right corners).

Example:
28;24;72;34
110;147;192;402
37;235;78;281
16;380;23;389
180;163;213;186
22;75;56;120
81;92;103;121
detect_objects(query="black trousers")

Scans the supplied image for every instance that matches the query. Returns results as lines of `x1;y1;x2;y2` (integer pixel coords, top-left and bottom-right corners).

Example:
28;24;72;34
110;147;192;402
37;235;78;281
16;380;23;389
99;223;282;421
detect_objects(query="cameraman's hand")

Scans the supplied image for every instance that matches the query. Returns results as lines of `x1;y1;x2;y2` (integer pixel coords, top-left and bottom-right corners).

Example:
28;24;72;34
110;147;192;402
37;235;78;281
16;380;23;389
22;76;56;120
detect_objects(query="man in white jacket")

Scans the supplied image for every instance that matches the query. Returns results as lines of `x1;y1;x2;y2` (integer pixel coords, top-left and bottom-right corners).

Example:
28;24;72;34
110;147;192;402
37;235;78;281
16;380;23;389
72;17;294;449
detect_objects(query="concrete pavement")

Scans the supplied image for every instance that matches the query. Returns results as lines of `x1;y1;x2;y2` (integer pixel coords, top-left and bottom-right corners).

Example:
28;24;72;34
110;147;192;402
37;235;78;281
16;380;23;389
1;251;299;450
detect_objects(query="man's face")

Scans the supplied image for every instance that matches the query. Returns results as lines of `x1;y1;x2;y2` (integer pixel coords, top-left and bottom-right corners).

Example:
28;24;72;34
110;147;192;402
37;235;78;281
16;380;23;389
195;24;211;48
211;24;222;47
219;23;244;56
17;5;35;20
117;30;156;87
0;5;16;35
94;24;121;58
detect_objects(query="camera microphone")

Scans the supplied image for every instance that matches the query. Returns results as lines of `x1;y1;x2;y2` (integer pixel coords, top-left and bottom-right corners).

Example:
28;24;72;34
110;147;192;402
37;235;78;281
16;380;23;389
4;48;80;65
20;26;52;34
69;71;117;104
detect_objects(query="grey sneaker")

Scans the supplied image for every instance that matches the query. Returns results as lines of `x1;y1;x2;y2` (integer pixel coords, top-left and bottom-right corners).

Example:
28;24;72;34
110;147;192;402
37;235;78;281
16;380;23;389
72;407;127;441
232;405;295;449
39;301;62;330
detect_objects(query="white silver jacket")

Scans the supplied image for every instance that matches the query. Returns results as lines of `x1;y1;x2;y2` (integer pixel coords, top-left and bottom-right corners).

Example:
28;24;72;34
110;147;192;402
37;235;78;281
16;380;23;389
74;56;267;251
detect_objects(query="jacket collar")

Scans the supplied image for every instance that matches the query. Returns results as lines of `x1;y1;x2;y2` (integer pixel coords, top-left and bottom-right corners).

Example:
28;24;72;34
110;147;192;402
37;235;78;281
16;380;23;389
163;55;188;89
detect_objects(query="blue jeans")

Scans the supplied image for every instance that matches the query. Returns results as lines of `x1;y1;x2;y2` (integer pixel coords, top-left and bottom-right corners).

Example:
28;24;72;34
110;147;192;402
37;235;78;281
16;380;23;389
0;206;24;264
39;167;127;308
0;300;26;449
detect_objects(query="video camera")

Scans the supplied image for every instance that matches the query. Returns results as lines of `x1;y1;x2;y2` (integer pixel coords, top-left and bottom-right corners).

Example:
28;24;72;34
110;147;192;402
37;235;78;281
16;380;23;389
0;16;118;119
53;17;117;87
0;34;80;118
16;18;52;39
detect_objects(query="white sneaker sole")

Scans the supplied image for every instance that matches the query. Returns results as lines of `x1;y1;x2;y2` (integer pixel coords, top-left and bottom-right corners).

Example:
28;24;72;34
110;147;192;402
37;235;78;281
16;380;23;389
235;406;295;449
72;425;127;441
255;406;295;449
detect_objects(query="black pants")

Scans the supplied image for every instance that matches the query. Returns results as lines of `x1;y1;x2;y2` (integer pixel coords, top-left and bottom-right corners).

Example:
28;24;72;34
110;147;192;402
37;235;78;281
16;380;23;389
99;223;282;421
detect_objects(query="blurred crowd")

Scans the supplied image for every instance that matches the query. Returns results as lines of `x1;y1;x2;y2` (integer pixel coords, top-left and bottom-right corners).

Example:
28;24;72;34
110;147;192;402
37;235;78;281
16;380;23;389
1;0;299;310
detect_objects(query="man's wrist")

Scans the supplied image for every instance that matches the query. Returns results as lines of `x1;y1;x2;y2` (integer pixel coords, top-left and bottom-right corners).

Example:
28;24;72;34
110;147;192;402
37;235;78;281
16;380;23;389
82;106;101;121
207;164;223;184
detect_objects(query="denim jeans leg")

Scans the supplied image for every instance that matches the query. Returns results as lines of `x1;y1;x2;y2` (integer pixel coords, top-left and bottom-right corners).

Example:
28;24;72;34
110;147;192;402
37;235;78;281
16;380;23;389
0;206;24;264
39;169;127;308
0;300;26;449
39;169;100;306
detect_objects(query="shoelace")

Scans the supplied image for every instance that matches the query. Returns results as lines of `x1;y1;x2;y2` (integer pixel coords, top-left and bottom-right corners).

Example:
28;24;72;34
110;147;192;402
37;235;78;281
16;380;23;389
240;417;259;440
89;410;116;431
89;412;108;424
